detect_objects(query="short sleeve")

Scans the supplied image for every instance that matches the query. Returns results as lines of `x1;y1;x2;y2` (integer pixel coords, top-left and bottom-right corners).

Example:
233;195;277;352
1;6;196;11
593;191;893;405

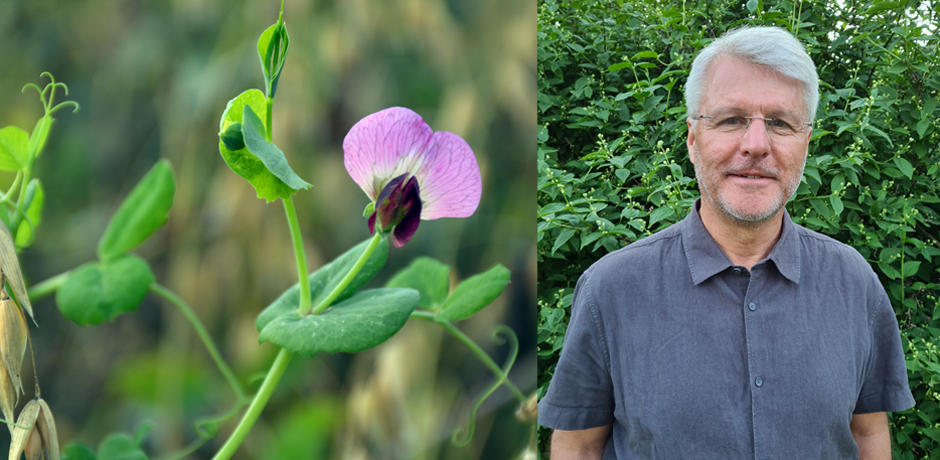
854;292;915;414
538;268;615;430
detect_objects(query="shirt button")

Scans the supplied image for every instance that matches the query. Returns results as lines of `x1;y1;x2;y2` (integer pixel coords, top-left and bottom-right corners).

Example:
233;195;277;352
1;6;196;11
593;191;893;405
748;302;757;311
732;267;742;274
755;377;763;387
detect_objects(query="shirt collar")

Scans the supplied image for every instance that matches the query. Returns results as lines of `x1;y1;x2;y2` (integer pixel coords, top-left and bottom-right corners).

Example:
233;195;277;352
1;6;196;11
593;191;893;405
681;198;802;285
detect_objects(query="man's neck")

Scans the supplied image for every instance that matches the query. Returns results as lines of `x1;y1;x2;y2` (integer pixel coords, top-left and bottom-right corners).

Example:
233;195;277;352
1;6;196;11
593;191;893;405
697;204;784;271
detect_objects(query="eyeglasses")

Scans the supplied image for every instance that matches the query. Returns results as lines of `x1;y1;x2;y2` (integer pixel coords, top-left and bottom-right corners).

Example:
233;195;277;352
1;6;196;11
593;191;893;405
695;114;812;142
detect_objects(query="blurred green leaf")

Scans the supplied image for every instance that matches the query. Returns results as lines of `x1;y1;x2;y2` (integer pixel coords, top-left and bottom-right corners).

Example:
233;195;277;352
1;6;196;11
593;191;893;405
62;444;98;460
437;264;510;322
241;105;311;192
894;157;914;179
15;178;43;248
0;126;29;171
97;434;148;460
98;160;175;261
258;288;419;355
866;1;900;15
56;255;155;326
386;257;451;309
257;238;389;331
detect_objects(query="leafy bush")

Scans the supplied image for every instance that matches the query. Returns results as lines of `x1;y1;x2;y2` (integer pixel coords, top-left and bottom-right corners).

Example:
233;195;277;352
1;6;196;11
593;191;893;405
536;0;939;457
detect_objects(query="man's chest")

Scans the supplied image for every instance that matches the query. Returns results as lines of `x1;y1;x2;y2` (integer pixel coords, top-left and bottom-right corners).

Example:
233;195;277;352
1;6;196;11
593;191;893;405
599;270;869;458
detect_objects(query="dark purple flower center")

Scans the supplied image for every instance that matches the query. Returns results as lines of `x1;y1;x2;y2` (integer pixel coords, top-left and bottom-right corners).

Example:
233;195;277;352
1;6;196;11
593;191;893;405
368;173;422;247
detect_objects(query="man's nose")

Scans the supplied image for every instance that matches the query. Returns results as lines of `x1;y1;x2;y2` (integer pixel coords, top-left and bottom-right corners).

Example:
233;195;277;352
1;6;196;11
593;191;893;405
741;118;771;156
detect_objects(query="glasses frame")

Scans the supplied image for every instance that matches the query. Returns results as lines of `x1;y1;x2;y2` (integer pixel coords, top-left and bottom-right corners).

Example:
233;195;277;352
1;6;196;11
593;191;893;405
695;115;813;141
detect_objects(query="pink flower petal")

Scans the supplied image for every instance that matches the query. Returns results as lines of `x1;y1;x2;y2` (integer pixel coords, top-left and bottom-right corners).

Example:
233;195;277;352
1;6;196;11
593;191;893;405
413;131;481;220
343;107;433;201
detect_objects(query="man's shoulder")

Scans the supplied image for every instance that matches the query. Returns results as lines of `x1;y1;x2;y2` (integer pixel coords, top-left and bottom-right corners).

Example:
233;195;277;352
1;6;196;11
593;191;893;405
789;219;877;280
583;221;684;282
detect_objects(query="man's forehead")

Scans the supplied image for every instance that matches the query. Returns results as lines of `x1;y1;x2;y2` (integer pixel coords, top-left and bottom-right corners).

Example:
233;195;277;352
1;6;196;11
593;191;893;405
700;55;805;113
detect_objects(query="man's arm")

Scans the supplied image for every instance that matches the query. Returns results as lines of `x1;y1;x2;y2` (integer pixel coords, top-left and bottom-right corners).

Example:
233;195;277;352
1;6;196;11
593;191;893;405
550;424;612;460
850;412;890;460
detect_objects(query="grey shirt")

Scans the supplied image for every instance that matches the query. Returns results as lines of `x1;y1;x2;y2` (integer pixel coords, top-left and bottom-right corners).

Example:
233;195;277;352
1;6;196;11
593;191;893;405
538;200;915;459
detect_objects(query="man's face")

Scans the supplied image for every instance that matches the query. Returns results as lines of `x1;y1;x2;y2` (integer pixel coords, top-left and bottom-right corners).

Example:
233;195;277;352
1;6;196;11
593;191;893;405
687;56;811;226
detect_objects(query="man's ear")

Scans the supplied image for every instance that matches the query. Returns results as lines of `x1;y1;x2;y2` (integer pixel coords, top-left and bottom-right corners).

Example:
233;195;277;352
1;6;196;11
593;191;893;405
687;118;697;165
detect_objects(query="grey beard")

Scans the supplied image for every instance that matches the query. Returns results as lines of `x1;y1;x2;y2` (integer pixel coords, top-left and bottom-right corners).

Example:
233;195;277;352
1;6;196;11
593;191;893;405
692;155;806;229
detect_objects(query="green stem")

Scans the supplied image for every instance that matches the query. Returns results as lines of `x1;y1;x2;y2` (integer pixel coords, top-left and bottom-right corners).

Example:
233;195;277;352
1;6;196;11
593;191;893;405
26;271;71;301
309;232;383;315
211;348;294;460
411;310;527;402
265;97;274;142
211;233;382;458
283;198;311;314
150;283;247;403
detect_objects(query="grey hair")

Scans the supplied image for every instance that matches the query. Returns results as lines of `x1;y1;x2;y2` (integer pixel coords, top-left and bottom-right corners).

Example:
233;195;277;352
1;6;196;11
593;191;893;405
685;26;819;122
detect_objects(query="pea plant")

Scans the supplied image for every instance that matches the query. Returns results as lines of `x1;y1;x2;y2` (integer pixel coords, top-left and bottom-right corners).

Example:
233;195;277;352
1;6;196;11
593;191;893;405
3;4;534;460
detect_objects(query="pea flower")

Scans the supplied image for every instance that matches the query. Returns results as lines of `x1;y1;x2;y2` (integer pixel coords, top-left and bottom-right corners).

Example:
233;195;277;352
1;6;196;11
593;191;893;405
343;107;482;247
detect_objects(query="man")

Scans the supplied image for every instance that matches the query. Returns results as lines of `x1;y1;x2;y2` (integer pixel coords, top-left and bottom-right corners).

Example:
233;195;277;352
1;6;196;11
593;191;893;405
538;26;914;459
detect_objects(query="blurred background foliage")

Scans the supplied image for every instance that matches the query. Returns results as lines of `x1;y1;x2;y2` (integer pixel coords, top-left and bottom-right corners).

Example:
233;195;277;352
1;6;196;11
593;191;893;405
0;0;535;458
537;0;938;457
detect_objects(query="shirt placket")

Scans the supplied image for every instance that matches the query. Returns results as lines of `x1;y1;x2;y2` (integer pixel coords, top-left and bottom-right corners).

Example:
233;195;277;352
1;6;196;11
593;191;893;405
742;264;768;460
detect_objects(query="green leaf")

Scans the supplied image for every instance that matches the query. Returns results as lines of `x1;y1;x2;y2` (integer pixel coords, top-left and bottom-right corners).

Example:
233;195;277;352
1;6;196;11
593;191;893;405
258;288;419;355
916;118;930;139
809;198;832;218
606;61;632;73
649;206;676;226
894;157;914;179
866;1;900;15
218;90;294;202
257;238;389;331
98;160;175;261
15;178;43;247
437;264;511;322
56;255;155;326
902;261;921;277
746;0;758;12
62;444;98;460
386;257;450;309
0;126;29;171
241;105;311;192
829;194;844;216
552;228;575;255
97;434;149;460
29;115;54;158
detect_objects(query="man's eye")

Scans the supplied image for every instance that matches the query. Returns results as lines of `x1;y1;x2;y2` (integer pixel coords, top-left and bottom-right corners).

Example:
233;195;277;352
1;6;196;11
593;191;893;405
769;118;794;130
718;117;744;126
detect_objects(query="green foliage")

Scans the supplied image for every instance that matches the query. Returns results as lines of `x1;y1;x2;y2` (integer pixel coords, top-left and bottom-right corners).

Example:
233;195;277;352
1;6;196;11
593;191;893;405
257;237;421;356
537;0;939;455
218;89;309;202
0;126;30;171
386;256;451;309
258;288;420;355
241;105;311;191
56;254;155;326
437;264;511;322
97;160;175;261
256;237;390;331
